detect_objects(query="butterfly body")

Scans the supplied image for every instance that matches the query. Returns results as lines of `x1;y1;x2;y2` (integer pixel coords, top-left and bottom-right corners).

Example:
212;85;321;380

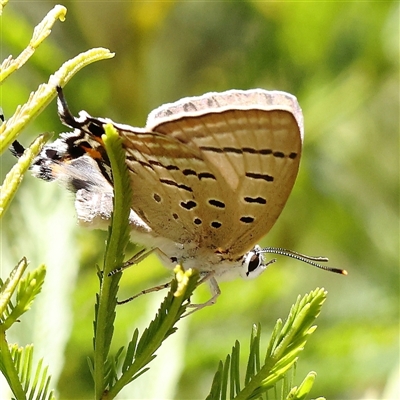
12;87;304;287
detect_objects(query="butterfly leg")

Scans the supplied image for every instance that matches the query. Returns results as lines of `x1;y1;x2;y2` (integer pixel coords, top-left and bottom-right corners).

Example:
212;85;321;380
116;268;220;314
108;248;155;276
117;281;171;305
111;246;177;304
184;274;221;316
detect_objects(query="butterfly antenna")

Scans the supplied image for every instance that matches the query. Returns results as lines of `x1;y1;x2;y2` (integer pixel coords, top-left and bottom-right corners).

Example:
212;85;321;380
56;86;82;129
260;247;347;275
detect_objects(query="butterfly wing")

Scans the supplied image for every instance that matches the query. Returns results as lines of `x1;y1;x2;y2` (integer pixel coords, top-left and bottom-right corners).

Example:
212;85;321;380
119;128;210;244
121;89;303;258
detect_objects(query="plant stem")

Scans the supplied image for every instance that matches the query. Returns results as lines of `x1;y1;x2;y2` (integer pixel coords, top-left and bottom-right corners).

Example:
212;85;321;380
93;125;131;400
0;330;26;400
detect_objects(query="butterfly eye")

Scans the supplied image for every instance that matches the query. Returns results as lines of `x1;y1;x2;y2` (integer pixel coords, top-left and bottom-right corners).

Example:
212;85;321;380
241;246;268;280
248;254;261;274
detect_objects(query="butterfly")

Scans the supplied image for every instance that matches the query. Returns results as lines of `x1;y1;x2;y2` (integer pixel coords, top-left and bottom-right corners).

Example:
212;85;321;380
12;86;345;307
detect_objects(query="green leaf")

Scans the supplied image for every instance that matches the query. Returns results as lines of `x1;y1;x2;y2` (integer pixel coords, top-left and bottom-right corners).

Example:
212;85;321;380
286;372;318;400
0;133;50;218
0;342;55;400
0;47;114;154
245;324;261;385
206;361;224;400
206;288;327;400
0;5;67;82
106;266;199;399
0;262;46;331
0;257;28;319
122;329;139;373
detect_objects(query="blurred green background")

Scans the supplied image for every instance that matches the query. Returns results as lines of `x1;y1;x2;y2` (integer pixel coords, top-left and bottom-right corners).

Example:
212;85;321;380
1;1;398;399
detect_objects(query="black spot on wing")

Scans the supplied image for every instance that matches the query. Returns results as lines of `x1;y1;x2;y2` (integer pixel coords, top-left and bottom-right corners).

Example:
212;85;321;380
222;147;243;154
199;146;224;153
87;121;105;137
149;160;179;171
182;168;216;180
182;168;197;176
126;155;153;171
180;200;197;210
199;146;297;159
259;149;273;155
45;148;61;160
241;147;257;154
244;196;267;205
198;172;216;180
208;199;225;209
240;216;255;224
246;172;274;182
160;178;193;192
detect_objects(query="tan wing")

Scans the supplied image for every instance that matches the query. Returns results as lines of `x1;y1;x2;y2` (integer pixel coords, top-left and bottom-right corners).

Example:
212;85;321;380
142;89;303;258
120;125;248;247
121;132;238;248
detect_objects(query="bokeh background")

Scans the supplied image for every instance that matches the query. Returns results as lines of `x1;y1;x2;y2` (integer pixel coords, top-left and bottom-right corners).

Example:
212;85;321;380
1;1;398;399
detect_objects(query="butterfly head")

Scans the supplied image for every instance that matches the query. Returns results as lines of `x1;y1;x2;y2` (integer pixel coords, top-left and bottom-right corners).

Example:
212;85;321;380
240;245;276;280
240;246;347;280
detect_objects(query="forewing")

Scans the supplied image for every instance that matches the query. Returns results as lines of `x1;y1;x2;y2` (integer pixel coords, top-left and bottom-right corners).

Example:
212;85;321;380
145;89;303;257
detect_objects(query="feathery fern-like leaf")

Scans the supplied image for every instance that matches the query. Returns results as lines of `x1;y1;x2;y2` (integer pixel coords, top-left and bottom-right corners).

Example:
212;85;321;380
0;134;50;218
0;343;55;400
0;261;46;330
0;258;28;321
206;288;327;400
106;266;198;398
92;123;133;398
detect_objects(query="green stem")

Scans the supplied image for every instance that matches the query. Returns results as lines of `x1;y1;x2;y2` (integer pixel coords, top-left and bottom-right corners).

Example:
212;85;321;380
0;330;26;400
93;272;118;399
93;125;131;400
